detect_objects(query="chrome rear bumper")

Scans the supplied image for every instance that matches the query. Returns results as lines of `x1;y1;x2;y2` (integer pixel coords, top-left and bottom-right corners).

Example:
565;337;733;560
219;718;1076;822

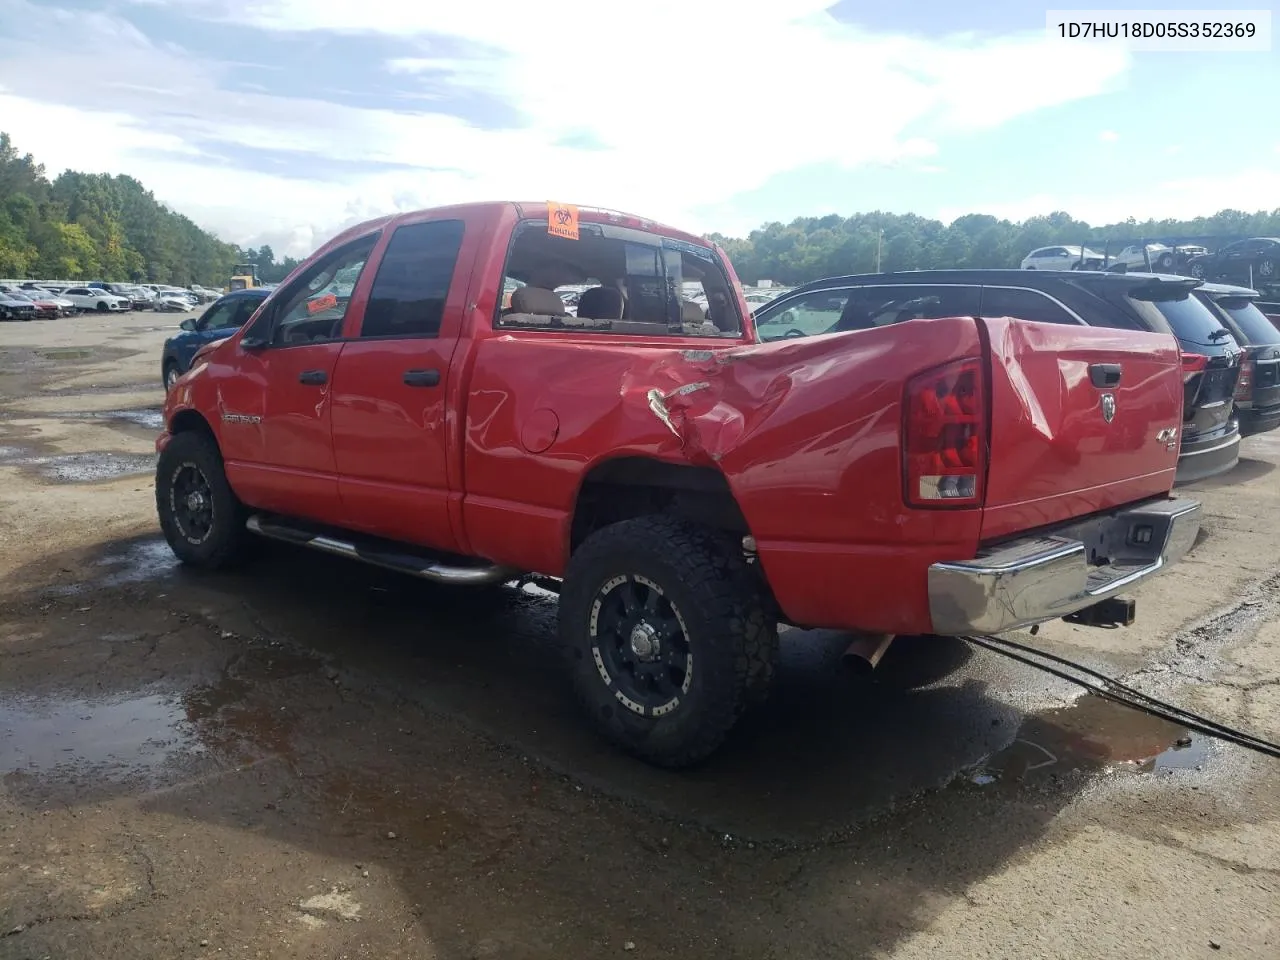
927;497;1201;635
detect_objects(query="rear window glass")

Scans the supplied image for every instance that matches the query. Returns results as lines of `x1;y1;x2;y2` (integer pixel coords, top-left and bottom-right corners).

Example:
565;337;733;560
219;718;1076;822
1215;298;1280;345
1129;292;1233;348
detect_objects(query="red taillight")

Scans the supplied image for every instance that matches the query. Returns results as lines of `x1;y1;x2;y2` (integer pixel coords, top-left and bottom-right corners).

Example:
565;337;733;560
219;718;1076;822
1181;352;1207;383
1235;356;1253;400
903;357;985;508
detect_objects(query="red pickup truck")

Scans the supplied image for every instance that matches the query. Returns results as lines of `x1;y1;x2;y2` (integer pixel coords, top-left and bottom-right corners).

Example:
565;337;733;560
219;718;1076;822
156;201;1202;767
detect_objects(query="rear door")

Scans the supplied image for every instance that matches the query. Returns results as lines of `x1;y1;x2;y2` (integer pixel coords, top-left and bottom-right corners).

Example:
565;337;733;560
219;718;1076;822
329;216;473;551
976;316;1185;543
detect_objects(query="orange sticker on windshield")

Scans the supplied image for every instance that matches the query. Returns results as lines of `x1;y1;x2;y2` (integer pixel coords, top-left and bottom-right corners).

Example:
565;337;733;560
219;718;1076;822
307;292;338;314
547;201;579;240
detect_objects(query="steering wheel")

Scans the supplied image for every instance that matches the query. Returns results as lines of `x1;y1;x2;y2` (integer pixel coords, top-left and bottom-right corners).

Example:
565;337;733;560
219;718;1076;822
782;328;808;339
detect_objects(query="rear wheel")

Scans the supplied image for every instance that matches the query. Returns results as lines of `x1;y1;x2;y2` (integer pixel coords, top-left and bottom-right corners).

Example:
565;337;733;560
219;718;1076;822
156;430;254;569
1155;252;1174;270
559;515;778;768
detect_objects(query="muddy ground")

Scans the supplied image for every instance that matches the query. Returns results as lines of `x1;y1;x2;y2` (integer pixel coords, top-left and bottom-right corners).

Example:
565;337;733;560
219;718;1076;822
1;312;1278;960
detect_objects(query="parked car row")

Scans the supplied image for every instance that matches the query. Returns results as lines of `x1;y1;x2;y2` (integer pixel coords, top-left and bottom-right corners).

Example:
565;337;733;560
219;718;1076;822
1020;237;1280;290
752;268;1279;483
0;278;213;319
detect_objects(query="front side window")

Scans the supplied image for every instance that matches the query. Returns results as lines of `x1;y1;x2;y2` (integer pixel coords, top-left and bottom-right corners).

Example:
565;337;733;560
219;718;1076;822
245;235;378;347
196;300;240;331
360;219;465;339
495;220;741;338
980;287;1080;325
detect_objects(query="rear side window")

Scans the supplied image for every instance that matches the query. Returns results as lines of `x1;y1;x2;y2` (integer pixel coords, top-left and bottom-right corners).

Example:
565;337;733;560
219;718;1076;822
980;287;1080;325
360;219;466;339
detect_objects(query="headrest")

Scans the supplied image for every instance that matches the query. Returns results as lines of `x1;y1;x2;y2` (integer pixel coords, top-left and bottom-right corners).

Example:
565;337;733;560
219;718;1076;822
681;300;705;324
577;285;625;320
510;286;567;315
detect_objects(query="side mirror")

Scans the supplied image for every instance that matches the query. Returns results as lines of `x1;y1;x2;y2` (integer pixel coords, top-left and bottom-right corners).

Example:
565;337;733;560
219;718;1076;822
239;336;268;350
180;318;196;332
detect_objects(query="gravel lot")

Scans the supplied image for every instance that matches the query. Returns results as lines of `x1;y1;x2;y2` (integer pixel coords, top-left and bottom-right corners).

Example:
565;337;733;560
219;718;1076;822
1;313;1278;959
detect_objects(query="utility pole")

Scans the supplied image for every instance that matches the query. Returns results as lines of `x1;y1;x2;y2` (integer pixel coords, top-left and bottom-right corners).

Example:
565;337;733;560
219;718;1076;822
875;230;884;272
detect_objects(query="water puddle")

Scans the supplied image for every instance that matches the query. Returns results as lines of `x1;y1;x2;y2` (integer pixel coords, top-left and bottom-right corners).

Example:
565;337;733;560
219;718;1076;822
0;692;198;779
64;408;165;432
96;538;180;586
966;693;1208;786
37;349;95;361
0;448;156;482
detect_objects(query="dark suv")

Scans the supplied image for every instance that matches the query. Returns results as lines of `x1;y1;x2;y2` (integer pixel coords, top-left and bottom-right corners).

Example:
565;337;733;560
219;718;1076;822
1194;283;1280;437
752;269;1244;484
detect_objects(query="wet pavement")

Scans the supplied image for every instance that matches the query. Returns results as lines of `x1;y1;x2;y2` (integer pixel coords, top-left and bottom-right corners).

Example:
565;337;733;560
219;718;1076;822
2;314;1279;959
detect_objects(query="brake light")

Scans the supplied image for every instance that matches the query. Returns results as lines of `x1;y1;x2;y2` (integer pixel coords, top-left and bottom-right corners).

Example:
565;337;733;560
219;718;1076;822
1181;352;1207;383
1235;356;1253;400
903;357;985;507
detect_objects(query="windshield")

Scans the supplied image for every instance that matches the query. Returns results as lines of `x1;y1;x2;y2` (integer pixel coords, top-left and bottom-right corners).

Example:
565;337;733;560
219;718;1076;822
1132;291;1234;347
1214;296;1280;345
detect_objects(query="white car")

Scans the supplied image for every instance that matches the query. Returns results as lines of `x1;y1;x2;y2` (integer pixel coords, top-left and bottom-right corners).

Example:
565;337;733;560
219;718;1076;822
154;291;197;312
1111;243;1177;272
1020;246;1106;270
59;286;130;312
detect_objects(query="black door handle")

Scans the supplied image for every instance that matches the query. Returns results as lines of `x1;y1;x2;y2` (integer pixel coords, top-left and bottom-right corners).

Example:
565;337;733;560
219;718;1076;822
1089;363;1122;388
403;369;441;387
299;369;328;386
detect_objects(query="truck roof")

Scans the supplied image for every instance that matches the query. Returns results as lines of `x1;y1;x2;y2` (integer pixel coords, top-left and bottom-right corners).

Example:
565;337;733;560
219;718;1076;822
330;201;713;251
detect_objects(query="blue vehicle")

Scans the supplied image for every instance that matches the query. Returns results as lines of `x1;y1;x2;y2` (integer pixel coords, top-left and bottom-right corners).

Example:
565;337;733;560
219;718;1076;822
161;287;270;389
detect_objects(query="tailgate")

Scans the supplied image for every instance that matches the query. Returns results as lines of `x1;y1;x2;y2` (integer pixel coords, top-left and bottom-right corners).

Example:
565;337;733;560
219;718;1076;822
979;317;1184;543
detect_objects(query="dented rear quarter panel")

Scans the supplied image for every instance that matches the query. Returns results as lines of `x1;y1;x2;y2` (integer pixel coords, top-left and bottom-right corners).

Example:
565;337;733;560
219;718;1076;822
463;317;990;634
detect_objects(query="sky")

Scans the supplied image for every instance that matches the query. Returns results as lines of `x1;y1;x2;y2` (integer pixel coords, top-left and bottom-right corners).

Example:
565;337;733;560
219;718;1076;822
1;0;1277;258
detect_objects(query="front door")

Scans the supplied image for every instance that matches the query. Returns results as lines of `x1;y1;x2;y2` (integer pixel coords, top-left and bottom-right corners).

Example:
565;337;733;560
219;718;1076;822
330;217;472;551
218;234;380;524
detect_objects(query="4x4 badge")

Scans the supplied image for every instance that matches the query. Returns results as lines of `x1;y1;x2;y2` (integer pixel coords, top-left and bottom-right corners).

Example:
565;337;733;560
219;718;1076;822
1100;392;1116;423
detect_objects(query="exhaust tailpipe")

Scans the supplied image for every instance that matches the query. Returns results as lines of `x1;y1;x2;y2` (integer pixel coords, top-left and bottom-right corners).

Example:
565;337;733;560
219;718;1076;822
842;632;895;675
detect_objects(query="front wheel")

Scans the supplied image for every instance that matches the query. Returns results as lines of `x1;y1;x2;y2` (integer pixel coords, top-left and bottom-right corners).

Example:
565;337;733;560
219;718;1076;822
1188;261;1206;279
559;515;778;768
163;361;181;391
1259;257;1276;280
155;430;254;569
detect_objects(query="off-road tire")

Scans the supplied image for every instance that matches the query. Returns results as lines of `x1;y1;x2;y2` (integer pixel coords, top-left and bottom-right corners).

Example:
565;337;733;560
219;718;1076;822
559;515;778;768
156;430;254;570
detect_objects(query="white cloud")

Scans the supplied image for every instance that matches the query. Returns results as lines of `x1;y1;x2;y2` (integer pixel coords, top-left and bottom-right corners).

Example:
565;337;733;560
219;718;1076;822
935;168;1280;226
2;0;1133;256
1099;130;1120;142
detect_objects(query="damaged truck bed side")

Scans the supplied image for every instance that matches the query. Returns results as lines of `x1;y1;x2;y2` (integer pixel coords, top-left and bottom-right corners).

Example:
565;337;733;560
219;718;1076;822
156;201;1202;767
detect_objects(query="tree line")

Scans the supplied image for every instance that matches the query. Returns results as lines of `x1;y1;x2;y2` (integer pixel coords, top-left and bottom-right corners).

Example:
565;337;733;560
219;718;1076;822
5;131;1280;288
0;133;245;286
708;208;1280;286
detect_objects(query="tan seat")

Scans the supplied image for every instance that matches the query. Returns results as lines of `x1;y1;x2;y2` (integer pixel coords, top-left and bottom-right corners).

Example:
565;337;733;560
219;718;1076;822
510;286;567;315
680;300;705;324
